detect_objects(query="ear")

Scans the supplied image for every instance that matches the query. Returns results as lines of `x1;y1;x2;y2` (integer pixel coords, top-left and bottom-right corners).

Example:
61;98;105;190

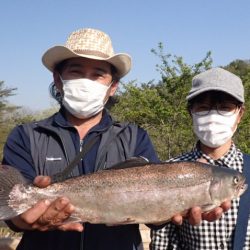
109;81;119;96
53;71;63;91
236;105;245;124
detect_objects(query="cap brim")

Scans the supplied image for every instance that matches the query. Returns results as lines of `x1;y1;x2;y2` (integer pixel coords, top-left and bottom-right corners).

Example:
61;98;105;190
186;86;244;102
42;46;131;78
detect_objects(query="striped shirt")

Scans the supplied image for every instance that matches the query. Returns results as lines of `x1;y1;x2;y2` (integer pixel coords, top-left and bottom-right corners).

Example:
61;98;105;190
150;143;250;250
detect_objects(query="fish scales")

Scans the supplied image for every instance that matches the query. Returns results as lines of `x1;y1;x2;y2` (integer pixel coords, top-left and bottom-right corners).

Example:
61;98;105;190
0;161;247;225
60;162;213;192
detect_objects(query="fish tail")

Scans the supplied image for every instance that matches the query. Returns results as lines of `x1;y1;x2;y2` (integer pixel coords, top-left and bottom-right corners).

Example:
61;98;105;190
0;165;26;220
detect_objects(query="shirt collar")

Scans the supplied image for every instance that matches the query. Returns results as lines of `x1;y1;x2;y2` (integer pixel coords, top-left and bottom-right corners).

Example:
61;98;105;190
53;108;114;132
194;142;240;167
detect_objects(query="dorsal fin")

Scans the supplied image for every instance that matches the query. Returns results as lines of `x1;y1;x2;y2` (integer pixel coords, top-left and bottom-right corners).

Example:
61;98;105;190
107;156;149;170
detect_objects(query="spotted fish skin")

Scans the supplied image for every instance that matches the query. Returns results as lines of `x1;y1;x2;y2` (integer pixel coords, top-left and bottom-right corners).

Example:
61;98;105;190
0;161;247;225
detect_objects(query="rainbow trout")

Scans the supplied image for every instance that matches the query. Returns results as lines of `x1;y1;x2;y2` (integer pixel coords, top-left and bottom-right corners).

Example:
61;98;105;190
0;161;247;224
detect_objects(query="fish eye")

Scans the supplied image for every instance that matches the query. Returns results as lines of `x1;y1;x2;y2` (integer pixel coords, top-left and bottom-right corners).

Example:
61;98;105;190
233;176;239;184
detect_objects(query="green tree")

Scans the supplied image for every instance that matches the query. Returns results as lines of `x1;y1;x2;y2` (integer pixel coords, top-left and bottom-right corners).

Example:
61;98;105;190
0;81;19;158
224;60;250;153
111;43;213;160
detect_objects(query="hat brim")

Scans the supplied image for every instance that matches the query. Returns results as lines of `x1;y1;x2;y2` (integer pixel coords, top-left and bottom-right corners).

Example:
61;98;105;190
42;46;131;78
186;86;244;102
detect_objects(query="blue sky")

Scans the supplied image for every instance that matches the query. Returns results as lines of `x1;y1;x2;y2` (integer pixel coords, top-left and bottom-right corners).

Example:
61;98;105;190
1;0;250;110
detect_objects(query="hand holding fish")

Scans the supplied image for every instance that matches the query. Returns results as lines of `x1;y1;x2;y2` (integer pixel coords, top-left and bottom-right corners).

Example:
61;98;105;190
171;200;231;226
201;200;231;221
0;162;245;231
9;175;230;231
9;176;84;232
184;157;232;225
174;157;232;225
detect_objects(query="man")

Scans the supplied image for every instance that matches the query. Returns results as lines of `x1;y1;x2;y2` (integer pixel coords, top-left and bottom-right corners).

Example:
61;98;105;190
150;67;250;249
3;29;229;250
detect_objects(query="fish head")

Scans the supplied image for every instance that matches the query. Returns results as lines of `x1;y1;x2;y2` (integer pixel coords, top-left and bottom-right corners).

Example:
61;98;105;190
209;165;247;204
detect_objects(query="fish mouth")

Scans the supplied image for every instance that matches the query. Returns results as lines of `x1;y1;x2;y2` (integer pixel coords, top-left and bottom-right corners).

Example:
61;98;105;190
238;183;248;196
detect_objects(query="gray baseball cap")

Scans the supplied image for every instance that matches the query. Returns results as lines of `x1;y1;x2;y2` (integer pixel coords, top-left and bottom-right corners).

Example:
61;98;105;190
186;67;244;102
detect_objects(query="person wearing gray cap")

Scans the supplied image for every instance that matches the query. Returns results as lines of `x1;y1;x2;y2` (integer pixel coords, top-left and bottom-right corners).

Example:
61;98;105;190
151;67;250;250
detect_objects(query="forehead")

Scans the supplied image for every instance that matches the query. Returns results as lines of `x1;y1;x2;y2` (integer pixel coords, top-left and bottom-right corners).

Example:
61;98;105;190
191;91;238;103
61;57;112;72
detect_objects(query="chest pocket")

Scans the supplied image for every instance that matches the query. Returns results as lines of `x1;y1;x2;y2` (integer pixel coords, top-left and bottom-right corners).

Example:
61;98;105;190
22;123;79;177
95;123;138;171
23;122;138;176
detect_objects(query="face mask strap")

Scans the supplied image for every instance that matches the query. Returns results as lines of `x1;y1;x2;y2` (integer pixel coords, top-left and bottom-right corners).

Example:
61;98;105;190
102;81;115;104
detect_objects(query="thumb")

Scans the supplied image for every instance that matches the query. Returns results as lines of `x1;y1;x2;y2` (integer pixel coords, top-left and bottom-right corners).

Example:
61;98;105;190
197;158;208;163
34;175;51;188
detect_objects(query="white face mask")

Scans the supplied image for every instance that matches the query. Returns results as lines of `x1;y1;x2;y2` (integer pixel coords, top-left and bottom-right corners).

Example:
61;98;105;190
60;77;111;119
192;110;239;148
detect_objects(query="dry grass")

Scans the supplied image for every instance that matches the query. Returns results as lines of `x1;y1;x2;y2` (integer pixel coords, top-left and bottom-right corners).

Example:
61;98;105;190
0;226;22;238
0;226;21;250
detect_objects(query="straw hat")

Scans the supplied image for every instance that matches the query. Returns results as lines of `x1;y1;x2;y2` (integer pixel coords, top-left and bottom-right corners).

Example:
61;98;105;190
42;28;131;78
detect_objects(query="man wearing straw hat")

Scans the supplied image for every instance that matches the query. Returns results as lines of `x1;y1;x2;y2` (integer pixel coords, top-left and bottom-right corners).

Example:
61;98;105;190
2;28;230;250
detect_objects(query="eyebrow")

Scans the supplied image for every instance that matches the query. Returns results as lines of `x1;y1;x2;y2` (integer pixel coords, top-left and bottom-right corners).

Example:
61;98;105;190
66;63;109;74
94;67;109;74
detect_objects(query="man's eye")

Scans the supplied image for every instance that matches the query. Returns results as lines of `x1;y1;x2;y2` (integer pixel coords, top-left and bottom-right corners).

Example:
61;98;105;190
94;74;106;79
220;106;231;111
200;105;210;108
196;105;210;111
68;70;81;75
218;104;237;111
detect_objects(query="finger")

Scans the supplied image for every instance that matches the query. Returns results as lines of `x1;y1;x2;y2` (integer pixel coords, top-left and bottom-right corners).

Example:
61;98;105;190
220;200;231;212
34;176;51;188
171;214;183;226
196;158;207;163
37;197;73;226
36;221;84;232
20;199;51;224
188;207;202;226
202;207;223;222
57;222;84;232
49;203;75;224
